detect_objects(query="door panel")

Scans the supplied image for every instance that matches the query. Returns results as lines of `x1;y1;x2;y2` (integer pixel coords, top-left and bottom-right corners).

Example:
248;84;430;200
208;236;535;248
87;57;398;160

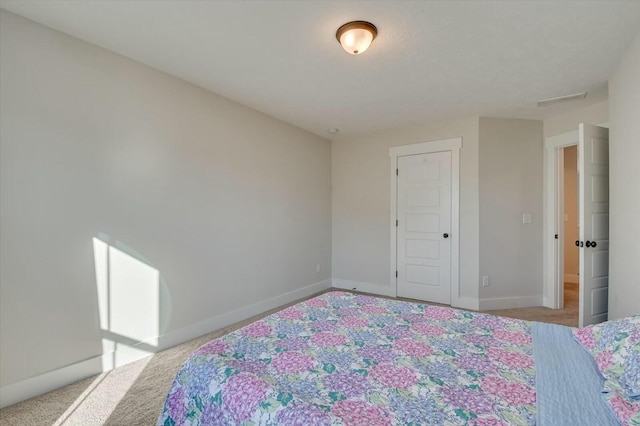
406;264;440;286
406;213;439;232
397;152;451;304
406;240;439;259
579;124;609;327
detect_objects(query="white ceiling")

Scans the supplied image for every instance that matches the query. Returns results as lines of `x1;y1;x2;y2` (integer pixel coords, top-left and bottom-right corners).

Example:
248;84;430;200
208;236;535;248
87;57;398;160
2;1;640;139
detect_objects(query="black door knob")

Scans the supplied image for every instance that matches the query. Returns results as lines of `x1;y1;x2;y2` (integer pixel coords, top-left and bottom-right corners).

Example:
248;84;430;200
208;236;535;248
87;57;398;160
586;240;598;248
575;240;580;247
443;233;449;238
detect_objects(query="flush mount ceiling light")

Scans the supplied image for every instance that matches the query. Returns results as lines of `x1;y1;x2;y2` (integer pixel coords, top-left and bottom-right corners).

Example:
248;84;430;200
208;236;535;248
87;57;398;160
336;21;377;55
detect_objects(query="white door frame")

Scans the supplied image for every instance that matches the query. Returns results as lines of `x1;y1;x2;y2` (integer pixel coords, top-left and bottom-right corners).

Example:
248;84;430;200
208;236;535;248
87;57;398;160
389;137;461;305
543;123;608;309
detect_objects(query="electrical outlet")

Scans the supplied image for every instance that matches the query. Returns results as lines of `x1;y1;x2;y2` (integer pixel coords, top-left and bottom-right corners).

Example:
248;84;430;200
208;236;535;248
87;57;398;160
316;264;321;273
482;276;490;287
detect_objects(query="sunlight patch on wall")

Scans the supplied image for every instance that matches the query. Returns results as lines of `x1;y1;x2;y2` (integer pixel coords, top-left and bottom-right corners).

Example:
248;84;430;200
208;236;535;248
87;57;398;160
93;237;159;371
107;245;159;344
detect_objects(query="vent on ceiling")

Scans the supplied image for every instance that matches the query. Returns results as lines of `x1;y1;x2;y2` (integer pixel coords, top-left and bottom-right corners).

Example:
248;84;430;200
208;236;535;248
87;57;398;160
537;92;587;107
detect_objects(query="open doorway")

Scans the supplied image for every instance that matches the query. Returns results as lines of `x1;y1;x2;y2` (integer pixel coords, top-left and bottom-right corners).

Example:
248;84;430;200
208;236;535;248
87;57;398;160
543;124;610;327
560;145;579;322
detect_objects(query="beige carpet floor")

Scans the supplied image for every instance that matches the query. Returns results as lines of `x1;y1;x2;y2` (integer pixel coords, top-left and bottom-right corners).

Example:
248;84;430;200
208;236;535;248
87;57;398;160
485;282;579;328
0;287;578;425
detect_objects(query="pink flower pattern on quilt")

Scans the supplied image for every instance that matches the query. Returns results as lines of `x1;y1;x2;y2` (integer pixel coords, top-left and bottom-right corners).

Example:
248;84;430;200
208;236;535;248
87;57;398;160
310;332;347;347
305;297;328;308
480;375;536;405
574;326;597;350
370;364;418;389
423;305;458;320
271;352;313;374
222;373;270;423
194;340;229;356
596;350;614;370
411;322;447;336
240;321;273;338
339;316;369;328
393;338;433;358
603;393;640;425
469;417;510;426
331;400;392;426
157;291;537;425
573;316;640;425
278;307;304;320
492;329;532;345
361;305;388;314
486;347;535;369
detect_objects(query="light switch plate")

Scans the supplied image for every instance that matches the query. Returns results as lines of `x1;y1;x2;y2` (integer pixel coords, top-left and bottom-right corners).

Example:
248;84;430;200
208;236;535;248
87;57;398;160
482;276;490;287
523;213;532;224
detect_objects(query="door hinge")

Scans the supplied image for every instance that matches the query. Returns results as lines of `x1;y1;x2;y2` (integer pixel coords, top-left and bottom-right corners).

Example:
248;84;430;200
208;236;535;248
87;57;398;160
396;271;398;278
396;219;398;227
396;168;398;176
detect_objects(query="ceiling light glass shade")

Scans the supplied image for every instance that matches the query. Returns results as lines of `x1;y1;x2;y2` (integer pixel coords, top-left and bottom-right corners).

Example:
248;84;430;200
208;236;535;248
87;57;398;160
336;21;377;55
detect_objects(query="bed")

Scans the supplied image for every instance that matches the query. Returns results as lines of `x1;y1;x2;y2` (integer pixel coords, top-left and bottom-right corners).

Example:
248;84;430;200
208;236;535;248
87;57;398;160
157;291;639;425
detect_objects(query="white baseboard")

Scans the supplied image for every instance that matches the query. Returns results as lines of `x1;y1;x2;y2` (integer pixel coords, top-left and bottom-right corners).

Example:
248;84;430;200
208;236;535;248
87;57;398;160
564;274;579;284
332;279;480;311
157;279;331;350
332;278;394;297
0;279;332;409
0;355;104;410
478;295;543;311
452;296;480;311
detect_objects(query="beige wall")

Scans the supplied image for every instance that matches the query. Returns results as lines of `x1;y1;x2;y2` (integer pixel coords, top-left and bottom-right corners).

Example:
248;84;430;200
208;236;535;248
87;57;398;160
563;146;579;277
609;31;640;319
478;118;544;306
0;10;331;389
333;116;549;310
332;117;480;303
543;100;608;138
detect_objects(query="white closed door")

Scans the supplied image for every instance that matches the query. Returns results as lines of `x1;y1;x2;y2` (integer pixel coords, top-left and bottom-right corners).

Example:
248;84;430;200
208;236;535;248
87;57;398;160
579;123;609;327
396;152;451;304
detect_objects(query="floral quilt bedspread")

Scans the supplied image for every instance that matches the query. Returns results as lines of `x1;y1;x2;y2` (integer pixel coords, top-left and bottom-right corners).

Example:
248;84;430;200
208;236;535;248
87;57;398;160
157;291;536;425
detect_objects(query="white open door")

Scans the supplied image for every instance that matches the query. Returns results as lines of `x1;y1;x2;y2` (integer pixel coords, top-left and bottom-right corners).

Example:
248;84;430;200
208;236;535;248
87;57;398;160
578;123;609;327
